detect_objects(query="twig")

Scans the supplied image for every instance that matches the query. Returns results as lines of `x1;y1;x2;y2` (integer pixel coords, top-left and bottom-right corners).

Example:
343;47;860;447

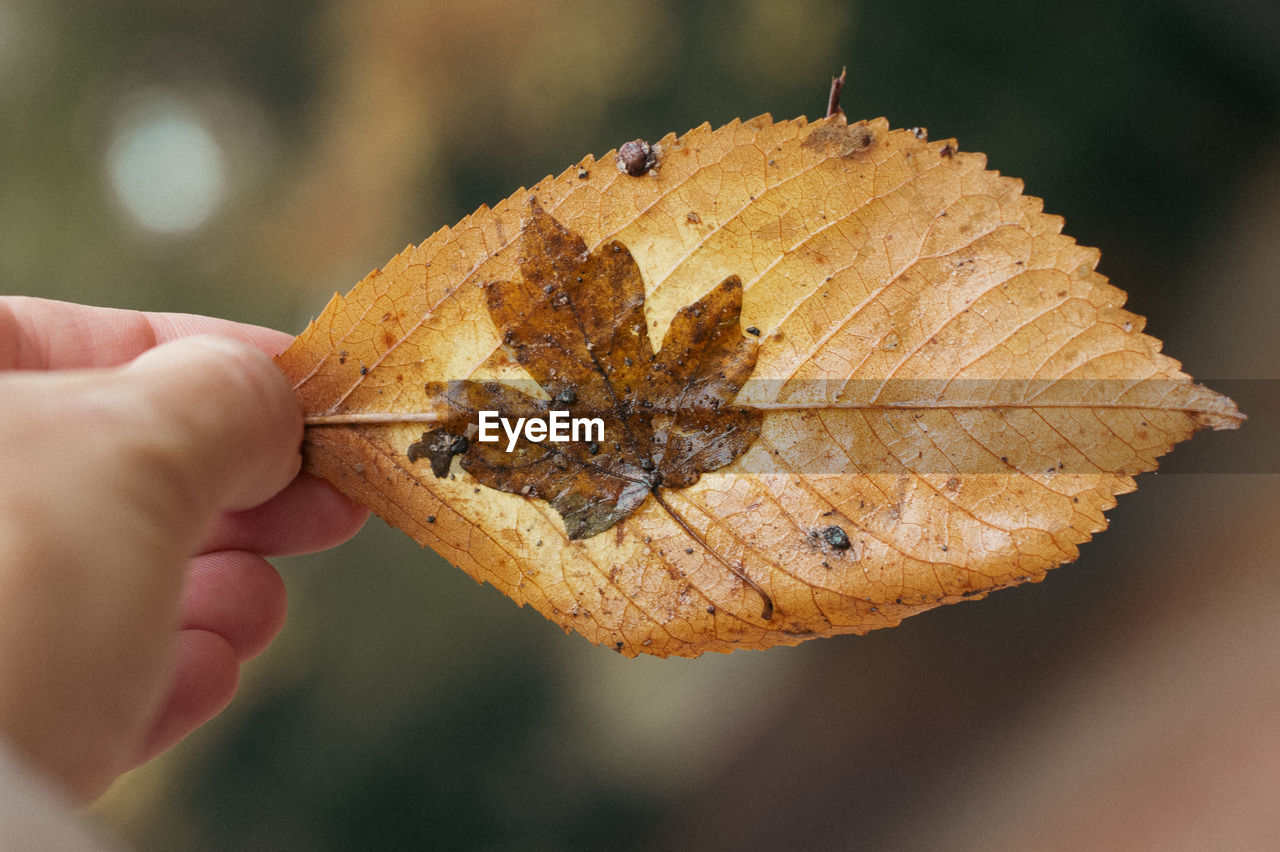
826;66;847;119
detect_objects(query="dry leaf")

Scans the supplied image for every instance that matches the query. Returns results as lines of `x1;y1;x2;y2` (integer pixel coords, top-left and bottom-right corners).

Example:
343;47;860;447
422;201;762;541
277;114;1241;657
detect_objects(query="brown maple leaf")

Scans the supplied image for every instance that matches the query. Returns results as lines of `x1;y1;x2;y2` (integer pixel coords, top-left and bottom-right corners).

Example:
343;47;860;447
410;200;771;614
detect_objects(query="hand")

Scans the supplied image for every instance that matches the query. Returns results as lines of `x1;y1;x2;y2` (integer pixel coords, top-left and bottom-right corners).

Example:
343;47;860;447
0;297;367;802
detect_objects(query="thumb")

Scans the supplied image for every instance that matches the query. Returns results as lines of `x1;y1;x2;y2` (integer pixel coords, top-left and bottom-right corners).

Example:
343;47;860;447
120;335;304;520
0;335;302;799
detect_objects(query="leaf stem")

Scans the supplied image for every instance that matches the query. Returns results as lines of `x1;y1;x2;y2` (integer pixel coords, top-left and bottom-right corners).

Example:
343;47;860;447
304;412;442;426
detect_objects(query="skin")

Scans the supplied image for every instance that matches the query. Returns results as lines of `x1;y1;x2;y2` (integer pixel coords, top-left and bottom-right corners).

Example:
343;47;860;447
0;296;368;802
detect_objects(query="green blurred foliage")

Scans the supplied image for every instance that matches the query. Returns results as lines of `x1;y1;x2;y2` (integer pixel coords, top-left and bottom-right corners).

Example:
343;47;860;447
2;0;1277;848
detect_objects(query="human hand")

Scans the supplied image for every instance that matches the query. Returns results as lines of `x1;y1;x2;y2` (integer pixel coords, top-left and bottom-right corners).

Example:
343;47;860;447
0;297;367;802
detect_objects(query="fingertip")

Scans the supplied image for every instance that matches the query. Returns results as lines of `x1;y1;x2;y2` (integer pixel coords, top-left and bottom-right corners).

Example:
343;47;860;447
181;551;288;661
131;629;239;768
204;473;370;557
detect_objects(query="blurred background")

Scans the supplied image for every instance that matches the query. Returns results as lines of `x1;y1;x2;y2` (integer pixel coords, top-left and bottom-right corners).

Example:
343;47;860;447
3;0;1279;847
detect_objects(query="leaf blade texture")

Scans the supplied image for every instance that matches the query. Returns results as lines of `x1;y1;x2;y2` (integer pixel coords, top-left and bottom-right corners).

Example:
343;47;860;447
278;114;1242;657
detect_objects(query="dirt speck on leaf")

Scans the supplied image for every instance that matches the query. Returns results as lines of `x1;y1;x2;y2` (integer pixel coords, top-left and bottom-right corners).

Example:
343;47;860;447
803;121;874;158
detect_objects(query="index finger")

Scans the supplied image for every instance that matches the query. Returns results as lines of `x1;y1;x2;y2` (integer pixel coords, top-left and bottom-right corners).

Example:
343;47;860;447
0;296;295;371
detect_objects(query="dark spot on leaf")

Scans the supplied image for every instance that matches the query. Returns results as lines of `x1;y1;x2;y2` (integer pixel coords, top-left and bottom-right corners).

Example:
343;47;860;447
406;429;469;479
426;515;436;523
616;139;657;176
821;525;851;550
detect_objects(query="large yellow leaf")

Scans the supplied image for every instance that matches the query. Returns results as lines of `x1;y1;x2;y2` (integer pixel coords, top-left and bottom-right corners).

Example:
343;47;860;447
277;114;1241;657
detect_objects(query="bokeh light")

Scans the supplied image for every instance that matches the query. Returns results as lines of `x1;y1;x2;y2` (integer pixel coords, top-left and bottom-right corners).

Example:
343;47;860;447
105;92;226;235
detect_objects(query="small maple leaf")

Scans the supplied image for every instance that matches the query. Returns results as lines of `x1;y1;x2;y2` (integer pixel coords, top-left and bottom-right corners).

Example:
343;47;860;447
411;200;772;615
414;200;764;578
